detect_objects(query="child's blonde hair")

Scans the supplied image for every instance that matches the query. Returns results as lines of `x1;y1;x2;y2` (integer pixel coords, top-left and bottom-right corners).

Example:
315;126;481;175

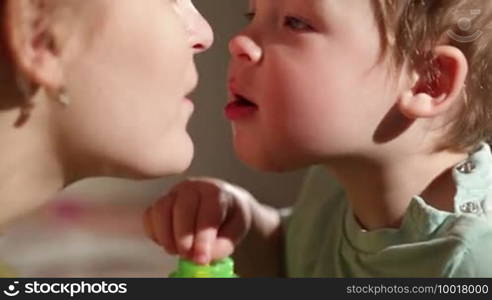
374;0;492;152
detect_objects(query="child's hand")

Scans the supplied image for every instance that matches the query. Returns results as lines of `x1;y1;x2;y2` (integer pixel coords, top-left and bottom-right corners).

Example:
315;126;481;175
143;178;255;265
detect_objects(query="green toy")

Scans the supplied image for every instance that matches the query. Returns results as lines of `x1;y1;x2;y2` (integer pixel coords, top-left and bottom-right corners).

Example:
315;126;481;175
169;257;238;278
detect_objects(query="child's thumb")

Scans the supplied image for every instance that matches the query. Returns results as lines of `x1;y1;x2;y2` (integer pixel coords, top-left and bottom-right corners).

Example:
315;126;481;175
210;238;235;262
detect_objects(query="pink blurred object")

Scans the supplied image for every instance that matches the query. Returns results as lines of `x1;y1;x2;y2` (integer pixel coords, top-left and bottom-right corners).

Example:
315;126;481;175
0;194;174;277
52;200;86;221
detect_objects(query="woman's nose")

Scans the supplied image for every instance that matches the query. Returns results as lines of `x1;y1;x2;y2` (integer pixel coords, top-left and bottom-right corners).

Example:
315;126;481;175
228;34;262;64
189;11;214;53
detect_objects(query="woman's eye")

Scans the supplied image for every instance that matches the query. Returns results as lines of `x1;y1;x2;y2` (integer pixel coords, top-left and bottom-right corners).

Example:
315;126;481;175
284;16;313;31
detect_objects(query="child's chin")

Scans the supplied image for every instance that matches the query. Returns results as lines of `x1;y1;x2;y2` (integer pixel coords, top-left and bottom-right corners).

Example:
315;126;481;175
238;152;304;173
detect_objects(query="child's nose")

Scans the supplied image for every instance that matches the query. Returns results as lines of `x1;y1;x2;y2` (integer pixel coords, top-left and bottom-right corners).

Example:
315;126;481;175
228;35;262;64
189;13;214;54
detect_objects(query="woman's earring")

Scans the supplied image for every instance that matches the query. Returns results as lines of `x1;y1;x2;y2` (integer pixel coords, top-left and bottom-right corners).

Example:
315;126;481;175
15;73;33;99
58;87;71;106
14;73;35;127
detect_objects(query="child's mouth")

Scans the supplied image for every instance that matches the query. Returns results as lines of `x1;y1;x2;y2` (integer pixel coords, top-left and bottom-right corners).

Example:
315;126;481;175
224;94;258;121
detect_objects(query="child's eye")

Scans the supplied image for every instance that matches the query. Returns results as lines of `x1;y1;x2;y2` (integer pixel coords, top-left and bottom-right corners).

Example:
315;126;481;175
244;12;256;23
284;16;314;32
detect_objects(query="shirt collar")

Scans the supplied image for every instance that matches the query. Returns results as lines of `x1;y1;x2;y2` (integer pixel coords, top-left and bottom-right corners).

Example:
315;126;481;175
344;142;492;253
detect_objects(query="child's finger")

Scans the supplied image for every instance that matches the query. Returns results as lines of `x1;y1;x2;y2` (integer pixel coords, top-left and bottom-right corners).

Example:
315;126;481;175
212;201;249;260
192;188;226;264
210;237;235;261
172;184;200;258
143;207;157;243
192;228;217;265
151;194;178;255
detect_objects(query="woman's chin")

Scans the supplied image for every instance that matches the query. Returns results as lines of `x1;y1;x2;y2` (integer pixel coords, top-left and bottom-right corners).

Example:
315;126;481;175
147;145;194;177
118;138;195;179
141;161;192;178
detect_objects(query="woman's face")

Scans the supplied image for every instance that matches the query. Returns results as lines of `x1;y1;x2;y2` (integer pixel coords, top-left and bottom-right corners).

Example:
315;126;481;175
56;0;213;179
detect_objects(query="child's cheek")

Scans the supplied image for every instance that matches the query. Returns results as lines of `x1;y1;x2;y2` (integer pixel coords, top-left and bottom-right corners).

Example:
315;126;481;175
261;58;353;154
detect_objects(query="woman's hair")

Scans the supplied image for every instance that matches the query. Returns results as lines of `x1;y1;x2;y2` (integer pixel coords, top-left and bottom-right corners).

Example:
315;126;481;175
374;0;492;152
0;1;24;108
0;0;13;73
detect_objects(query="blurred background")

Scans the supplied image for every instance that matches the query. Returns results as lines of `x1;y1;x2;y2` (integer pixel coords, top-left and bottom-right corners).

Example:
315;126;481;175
0;1;306;277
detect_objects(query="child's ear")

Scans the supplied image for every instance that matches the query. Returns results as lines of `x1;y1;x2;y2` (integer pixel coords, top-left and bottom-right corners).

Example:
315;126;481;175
398;45;468;119
5;0;64;94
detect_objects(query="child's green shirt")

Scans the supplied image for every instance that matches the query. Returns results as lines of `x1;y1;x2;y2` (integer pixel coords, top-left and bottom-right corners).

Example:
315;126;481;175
285;143;492;277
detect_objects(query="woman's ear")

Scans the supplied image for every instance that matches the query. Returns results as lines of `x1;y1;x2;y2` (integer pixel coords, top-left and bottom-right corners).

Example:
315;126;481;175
5;0;64;94
398;45;468;119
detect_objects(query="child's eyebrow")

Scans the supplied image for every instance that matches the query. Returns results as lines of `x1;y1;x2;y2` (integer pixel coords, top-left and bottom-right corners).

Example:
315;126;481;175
248;0;256;11
249;0;334;21
290;0;334;22
295;0;333;15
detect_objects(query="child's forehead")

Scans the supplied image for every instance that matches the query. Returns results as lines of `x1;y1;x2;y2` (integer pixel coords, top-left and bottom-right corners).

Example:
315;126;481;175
249;0;371;17
249;0;327;10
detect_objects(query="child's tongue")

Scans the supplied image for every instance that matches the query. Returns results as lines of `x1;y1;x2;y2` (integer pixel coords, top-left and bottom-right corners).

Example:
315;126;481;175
225;97;258;120
236;96;257;107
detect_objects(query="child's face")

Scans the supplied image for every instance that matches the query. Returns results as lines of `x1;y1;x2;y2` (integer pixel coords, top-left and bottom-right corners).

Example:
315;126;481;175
227;0;402;171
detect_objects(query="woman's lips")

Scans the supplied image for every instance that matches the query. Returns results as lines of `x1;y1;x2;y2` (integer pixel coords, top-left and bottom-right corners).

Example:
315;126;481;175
183;96;193;102
225;101;258;120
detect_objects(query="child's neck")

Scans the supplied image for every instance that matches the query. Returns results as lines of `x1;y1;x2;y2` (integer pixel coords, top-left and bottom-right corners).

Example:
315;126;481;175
326;149;467;230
